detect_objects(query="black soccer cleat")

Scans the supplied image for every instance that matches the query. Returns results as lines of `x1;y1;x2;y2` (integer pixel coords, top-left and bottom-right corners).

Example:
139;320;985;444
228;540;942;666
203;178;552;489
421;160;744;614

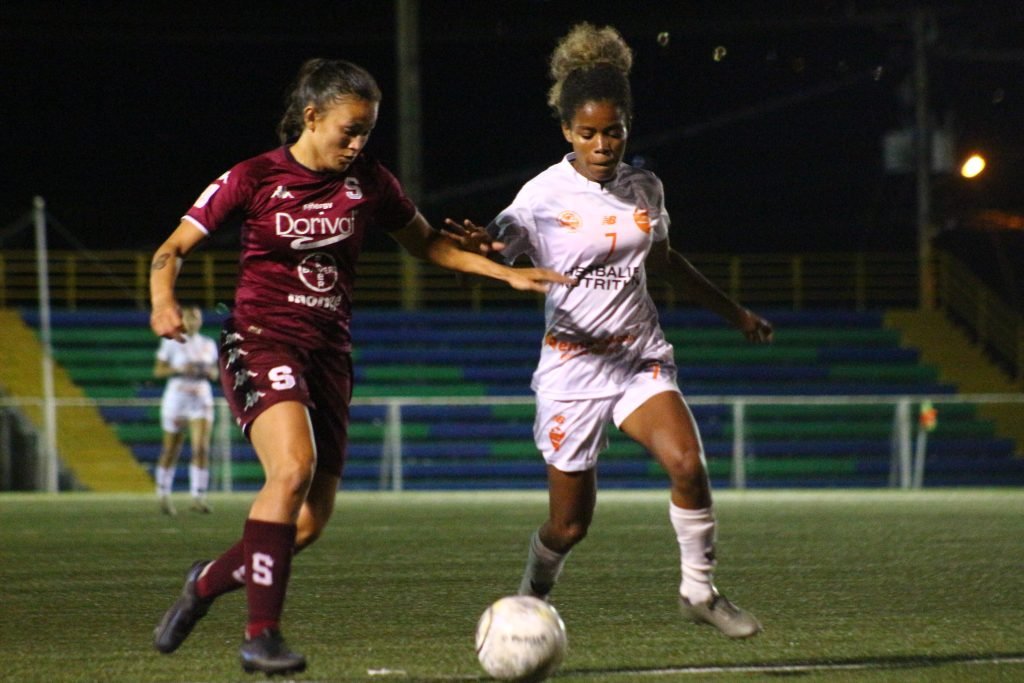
153;560;213;653
239;628;307;676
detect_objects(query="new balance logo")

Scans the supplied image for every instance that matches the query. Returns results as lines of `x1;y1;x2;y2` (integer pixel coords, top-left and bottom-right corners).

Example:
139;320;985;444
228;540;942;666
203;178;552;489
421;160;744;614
271;185;294;199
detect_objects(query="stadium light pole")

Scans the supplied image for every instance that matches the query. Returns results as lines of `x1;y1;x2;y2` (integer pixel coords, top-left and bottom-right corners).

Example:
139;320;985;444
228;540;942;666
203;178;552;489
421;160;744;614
912;7;936;310
396;0;423;310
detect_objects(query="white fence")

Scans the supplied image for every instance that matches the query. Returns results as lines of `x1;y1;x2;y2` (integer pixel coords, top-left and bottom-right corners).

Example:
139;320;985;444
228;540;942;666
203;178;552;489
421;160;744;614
2;394;1022;492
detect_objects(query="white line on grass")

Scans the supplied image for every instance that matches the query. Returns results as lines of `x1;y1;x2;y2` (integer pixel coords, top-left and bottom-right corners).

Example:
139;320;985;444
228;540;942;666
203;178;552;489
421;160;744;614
575;654;1024;678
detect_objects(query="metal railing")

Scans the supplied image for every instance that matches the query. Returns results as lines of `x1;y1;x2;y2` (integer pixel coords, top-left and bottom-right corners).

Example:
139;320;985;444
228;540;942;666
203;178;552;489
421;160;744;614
936;250;1024;382
0;249;919;311
3;393;1022;492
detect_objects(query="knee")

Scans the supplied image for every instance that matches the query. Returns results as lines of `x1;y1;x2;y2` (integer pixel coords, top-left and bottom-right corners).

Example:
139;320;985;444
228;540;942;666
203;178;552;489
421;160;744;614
265;452;315;498
545;518;590;551
659;445;708;487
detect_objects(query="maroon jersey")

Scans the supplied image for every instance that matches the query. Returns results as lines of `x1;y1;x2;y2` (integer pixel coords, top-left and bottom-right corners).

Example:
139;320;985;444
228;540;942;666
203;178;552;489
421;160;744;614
184;146;416;351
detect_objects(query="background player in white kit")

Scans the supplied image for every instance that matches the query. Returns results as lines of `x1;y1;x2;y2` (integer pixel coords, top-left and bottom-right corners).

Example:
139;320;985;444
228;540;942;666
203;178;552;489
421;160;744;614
450;23;773;638
153;304;218;515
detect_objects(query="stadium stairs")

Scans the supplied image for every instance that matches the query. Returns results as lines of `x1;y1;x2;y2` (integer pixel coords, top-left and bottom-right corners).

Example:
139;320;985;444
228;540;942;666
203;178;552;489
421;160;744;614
14;307;1024;492
0;309;151;491
885;308;1024;454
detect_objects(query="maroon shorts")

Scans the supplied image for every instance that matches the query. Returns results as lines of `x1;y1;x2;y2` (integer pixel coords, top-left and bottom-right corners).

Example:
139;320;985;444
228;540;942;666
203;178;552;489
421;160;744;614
218;318;352;477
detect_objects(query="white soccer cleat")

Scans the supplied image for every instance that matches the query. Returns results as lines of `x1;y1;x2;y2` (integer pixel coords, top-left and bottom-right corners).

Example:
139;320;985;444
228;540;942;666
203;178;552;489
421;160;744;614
159;495;177;516
679;589;762;639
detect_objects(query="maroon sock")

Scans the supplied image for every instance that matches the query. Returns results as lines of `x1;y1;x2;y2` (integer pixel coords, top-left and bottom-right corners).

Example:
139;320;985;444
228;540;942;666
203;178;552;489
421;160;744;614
195;540;246;600
243;519;297;639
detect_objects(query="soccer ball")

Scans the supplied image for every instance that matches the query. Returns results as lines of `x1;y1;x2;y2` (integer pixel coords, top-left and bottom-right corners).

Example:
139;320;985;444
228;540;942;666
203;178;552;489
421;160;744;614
475;595;567;682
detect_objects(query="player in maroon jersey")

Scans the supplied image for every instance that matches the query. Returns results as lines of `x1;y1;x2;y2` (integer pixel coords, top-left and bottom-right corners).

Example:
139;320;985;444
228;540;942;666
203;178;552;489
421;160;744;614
149;58;570;676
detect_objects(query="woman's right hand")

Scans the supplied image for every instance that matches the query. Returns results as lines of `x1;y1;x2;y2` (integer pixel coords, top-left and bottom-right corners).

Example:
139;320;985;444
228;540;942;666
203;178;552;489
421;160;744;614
443;218;506;255
151;303;185;342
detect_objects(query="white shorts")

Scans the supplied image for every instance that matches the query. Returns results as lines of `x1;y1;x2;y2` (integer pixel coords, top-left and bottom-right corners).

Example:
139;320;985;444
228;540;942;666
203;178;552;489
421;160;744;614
160;380;214;433
533;361;682;472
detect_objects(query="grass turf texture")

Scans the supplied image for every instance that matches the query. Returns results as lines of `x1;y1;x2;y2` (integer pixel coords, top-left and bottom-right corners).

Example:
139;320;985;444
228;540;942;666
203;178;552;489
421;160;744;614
1;490;1022;682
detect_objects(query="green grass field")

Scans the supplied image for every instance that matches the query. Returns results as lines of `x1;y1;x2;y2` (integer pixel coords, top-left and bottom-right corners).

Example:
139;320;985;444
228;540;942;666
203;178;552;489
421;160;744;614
2;490;1023;682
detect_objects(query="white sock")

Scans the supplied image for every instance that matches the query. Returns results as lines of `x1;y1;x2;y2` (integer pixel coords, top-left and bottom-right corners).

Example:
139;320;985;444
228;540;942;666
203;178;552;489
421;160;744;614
190;465;209;498
518;530;569;597
155;466;174;497
670;503;717;606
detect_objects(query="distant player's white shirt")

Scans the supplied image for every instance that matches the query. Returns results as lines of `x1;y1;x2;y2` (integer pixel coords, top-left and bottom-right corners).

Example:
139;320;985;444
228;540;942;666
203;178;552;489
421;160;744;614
489;154;675;399
157;334;218;432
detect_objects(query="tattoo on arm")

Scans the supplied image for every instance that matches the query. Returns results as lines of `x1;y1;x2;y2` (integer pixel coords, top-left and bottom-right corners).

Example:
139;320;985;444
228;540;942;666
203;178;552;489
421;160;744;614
151;253;171;271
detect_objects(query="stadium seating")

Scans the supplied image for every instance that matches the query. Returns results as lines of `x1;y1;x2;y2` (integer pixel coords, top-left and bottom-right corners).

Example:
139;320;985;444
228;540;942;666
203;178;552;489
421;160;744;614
19;307;1024;491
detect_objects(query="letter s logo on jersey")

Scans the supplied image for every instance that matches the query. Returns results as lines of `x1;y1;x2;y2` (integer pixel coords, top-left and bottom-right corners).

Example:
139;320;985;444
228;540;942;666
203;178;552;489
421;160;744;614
345;177;363;199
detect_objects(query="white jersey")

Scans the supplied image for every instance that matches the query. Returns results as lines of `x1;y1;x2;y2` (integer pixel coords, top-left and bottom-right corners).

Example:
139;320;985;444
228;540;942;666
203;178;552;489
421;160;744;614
156;333;218;418
489;154;675;399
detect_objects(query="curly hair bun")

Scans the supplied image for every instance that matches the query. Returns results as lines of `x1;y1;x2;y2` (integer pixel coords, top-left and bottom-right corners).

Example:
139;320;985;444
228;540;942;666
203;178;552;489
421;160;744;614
547;23;633;112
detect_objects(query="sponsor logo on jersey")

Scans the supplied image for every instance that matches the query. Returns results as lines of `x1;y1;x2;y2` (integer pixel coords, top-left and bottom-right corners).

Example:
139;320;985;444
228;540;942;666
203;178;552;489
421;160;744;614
271;185;295;199
296;252;339;292
557;210;582;231
302;201;334;211
602;215;617;225
276;209;358;250
633;208;651;233
544;332;637;361
287;293;343;310
564;265;642;290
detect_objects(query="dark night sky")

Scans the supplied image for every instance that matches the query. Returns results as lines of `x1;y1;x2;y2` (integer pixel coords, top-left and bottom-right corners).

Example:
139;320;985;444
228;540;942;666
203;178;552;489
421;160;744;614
2;1;1022;254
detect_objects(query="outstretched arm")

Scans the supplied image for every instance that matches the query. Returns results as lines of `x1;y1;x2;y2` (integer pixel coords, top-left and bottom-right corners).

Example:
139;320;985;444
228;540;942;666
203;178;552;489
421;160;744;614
149;220;207;341
646;239;773;343
391;213;571;293
442;218;506;256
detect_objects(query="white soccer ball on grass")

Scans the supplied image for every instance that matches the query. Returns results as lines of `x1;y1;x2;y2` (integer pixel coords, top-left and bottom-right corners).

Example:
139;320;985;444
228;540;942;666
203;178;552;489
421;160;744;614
475;595;567;682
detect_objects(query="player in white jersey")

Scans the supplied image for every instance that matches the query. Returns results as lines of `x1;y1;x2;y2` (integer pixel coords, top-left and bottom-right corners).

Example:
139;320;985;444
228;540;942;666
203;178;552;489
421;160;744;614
153;305;218;515
450;23;773;639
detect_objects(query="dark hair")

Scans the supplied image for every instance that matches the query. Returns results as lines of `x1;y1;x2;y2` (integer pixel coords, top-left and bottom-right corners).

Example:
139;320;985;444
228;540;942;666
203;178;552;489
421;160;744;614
548;23;633;125
277;58;382;144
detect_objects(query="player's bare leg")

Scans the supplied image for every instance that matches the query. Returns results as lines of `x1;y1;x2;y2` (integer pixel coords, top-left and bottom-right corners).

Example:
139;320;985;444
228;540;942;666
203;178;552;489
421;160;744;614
620;391;761;638
156;430;186;515
519;467;595;600
188;418;212;513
